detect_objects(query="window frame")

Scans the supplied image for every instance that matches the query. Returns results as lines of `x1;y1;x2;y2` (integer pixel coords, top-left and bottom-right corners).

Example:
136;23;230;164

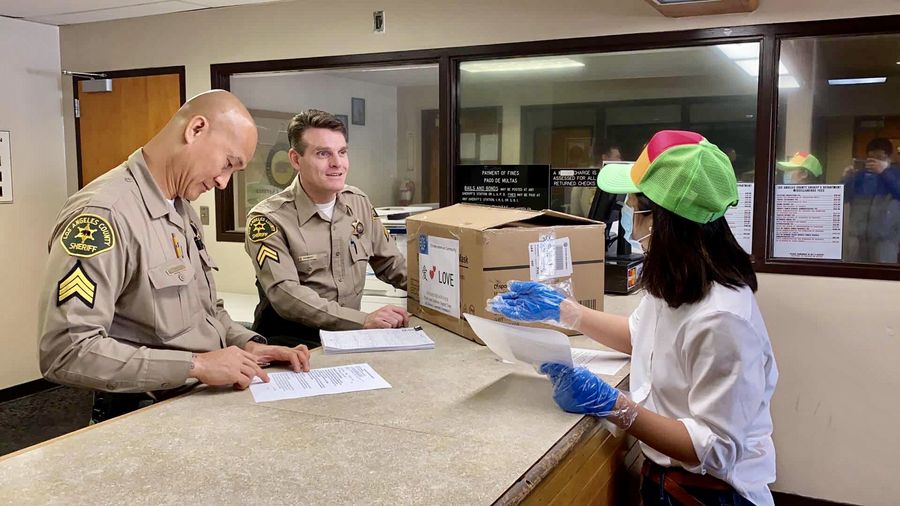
211;15;900;281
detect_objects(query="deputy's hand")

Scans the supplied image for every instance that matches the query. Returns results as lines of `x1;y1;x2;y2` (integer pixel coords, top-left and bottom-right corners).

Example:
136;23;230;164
364;304;409;329
866;157;890;175
540;363;619;416
842;165;856;178
488;280;567;324
244;341;310;373
189;346;269;389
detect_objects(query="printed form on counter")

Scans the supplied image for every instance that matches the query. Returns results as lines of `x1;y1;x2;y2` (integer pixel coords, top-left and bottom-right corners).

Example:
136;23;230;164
249;364;391;403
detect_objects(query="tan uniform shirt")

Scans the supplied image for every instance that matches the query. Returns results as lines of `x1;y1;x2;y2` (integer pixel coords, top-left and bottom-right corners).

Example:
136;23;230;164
39;149;257;393
246;177;406;333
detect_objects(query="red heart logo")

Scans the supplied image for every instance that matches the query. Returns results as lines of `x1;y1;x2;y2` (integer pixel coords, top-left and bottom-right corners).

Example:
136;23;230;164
429;266;437;279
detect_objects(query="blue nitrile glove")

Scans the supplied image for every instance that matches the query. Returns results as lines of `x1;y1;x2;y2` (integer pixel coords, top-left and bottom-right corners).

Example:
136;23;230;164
540;363;620;416
489;281;566;322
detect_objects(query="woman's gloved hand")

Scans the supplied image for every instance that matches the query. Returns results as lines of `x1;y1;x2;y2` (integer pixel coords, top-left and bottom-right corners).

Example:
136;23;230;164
540;363;619;416
488;280;566;322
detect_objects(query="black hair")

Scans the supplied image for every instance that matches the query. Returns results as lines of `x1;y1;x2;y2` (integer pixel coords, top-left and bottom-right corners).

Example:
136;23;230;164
634;193;757;308
866;137;894;156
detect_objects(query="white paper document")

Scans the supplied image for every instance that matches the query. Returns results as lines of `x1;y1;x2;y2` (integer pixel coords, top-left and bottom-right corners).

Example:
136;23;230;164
249;364;391;403
572;348;630;376
320;326;435;354
463;313;573;367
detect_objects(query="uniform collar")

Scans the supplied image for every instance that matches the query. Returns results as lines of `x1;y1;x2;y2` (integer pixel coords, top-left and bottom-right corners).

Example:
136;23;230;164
128;148;185;227
291;176;349;224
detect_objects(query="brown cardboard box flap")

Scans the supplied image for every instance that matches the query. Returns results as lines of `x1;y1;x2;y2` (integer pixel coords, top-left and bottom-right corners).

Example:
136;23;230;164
407;204;599;231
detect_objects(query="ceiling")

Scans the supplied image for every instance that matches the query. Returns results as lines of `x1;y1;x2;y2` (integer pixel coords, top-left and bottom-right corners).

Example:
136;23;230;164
0;0;285;25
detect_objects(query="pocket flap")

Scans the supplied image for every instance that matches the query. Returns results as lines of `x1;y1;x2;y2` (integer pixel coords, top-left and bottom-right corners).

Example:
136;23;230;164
149;259;194;289
297;253;327;274
199;249;219;271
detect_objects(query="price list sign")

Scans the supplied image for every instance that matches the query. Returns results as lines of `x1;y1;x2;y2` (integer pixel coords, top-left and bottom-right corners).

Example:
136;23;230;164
455;165;550;210
773;184;844;260
724;182;754;254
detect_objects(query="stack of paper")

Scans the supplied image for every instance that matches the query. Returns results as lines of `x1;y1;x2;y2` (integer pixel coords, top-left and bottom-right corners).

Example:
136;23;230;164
320;326;435;354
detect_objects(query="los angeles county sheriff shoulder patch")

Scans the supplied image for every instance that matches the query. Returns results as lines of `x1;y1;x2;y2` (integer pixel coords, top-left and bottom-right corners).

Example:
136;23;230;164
248;216;278;243
59;214;115;258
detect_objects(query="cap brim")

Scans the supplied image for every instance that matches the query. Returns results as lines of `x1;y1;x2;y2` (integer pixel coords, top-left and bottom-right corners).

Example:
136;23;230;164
597;163;640;194
777;161;801;170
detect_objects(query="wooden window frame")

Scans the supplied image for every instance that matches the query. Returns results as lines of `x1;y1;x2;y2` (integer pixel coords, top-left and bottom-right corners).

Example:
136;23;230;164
210;15;900;281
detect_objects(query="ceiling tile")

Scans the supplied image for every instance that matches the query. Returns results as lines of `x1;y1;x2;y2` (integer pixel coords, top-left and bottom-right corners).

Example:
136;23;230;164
0;1;170;18
28;0;201;25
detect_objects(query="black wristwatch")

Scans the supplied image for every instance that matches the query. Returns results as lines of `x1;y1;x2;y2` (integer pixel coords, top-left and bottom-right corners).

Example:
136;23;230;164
249;335;267;345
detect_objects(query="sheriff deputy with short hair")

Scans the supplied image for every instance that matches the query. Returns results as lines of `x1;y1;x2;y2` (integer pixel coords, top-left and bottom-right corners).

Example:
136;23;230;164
38;90;311;422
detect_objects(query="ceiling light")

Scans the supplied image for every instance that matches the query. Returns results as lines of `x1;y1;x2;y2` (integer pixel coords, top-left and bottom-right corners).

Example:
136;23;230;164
715;43;760;60
778;75;800;89
461;58;584;73
733;59;789;77
828;77;887;86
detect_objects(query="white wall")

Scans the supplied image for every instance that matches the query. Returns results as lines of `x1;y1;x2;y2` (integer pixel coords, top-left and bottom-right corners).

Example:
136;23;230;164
0;17;67;389
756;273;900;504
51;1;900;503
231;72;398;207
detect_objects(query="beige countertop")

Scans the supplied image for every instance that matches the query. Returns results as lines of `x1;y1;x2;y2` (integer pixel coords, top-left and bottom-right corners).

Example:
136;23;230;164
0;294;642;505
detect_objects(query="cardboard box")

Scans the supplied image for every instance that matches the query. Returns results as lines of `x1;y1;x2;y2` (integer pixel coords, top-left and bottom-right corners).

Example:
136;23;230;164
406;204;605;344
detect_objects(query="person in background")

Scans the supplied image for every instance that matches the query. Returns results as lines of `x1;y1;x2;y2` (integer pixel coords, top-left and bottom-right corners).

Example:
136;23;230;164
39;91;311;423
777;151;823;184
491;130;778;506
245;109;408;349
842;137;900;263
570;139;622;217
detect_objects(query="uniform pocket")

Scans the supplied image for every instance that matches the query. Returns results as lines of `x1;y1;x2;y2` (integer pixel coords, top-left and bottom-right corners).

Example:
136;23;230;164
349;238;371;263
148;259;195;340
198;249;218;271
296;253;328;275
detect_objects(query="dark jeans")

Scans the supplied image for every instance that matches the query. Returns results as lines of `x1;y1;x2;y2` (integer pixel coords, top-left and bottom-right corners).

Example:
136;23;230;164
264;334;322;350
640;476;755;506
91;391;155;424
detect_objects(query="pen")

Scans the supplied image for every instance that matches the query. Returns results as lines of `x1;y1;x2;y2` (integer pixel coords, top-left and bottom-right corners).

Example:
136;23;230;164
171;233;183;259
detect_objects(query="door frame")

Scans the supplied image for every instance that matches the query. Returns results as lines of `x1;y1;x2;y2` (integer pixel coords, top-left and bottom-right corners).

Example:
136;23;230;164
73;65;186;188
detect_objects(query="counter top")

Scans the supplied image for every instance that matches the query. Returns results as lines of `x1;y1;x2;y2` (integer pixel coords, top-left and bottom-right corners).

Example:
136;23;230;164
1;294;643;505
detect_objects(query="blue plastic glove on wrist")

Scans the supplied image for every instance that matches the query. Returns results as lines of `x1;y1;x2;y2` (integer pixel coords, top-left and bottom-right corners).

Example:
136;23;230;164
489;281;566;322
540;363;620;416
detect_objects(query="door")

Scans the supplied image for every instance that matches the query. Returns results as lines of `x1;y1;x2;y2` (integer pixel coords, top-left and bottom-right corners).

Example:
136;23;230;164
76;69;184;187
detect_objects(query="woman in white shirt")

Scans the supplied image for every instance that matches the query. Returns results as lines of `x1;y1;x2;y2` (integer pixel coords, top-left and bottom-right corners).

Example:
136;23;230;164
491;130;778;506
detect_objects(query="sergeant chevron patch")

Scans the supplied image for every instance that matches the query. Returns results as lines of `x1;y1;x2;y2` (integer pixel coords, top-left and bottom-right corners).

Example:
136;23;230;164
256;244;279;268
57;261;97;308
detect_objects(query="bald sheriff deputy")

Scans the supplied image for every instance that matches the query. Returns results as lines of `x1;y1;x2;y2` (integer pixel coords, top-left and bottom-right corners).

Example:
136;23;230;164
39;91;311;421
246;109;408;348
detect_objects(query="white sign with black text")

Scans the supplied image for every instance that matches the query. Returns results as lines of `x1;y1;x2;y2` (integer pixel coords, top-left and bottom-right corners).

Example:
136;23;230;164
725;182;754;254
773;184;844;260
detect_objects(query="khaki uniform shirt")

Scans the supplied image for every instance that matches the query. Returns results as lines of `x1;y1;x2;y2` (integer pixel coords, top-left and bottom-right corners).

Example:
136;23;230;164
245;177;406;334
39;149;257;393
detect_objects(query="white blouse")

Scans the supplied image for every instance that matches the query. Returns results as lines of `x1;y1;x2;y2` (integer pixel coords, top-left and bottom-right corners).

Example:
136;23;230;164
629;283;778;506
